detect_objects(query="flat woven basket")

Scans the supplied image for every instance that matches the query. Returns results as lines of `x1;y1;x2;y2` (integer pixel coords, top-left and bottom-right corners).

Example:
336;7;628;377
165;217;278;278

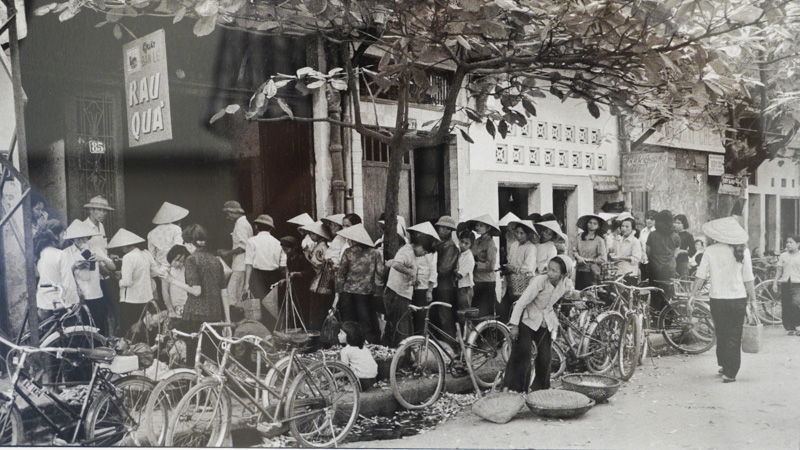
560;374;621;402
525;389;594;419
472;392;525;424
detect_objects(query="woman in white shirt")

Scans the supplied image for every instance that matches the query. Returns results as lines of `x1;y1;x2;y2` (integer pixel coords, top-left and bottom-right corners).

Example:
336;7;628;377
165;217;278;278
34;220;80;317
108;228;154;338
501;220;538;322
503;255;579;393
773;235;800;334
609;217;643;285
690;217;756;383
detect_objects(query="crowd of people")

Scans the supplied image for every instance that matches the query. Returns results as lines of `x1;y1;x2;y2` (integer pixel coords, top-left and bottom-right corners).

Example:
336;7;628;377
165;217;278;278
32;195;787;389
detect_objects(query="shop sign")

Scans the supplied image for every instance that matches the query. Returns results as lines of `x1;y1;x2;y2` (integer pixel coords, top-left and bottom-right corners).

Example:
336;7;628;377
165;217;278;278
708;154;724;176
719;174;747;197
591;175;620;192
123;29;172;147
621;152;670;192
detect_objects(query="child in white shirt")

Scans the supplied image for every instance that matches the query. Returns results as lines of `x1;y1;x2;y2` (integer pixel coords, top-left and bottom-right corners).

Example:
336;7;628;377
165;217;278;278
456;230;476;310
339;322;378;390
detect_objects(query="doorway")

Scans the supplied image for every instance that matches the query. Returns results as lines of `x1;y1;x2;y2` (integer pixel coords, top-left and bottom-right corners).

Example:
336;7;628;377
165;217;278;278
765;194;777;253
552;187;574;232
414;144;448;225
498;186;531;221
781;198;799;249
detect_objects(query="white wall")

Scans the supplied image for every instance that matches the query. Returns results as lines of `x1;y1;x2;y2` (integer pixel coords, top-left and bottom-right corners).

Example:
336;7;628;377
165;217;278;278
748;157;800;252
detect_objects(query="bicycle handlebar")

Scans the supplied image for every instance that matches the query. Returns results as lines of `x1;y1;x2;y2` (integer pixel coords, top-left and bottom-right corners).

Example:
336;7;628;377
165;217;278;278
0;333;82;357
408;301;453;312
608;280;663;294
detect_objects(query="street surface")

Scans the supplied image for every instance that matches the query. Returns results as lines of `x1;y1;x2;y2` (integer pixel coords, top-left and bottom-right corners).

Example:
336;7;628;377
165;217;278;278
349;326;800;450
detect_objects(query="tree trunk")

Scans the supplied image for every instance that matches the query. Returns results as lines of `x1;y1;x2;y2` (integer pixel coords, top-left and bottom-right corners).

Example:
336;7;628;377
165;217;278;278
382;142;406;260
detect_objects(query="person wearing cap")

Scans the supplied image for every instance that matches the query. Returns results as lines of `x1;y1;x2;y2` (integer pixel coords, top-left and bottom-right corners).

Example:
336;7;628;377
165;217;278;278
382;228;436;347
301;221;335;329
673;214;697;278
572;214;608;289
148;202;188;306
501;220;539;323
82;196;119;335
689;217;756;383
108;228;154;338
609;215;642;285
504;255;581;393
432;216;461;338
468;215;500;319
33;219;80;317
244;215;287;321
408;222;440;336
218;201;253;308
62;219;115;335
534;220;562;275
646;210;681;299
335;224;384;343
178;224;228;364
639;210;658;283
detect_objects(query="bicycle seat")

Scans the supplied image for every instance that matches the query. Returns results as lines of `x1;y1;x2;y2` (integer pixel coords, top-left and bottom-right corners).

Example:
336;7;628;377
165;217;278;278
77;347;116;363
457;308;480;318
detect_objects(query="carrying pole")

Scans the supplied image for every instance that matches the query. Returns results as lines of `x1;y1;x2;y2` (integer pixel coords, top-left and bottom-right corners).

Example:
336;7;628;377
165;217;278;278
2;0;40;347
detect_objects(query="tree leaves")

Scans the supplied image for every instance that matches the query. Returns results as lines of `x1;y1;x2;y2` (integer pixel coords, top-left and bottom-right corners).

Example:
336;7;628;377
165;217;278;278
459;128;474;144
277;98;294;118
522;99;537;117
485;119;496;138
587;102;600;119
193;16;216;36
498;120;509;138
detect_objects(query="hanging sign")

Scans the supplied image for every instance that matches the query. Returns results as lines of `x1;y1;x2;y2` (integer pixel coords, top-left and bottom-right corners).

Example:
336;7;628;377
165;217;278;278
708;154;724;176
621;152;670;192
123;29;172;147
719;174;747;197
591;175;620;192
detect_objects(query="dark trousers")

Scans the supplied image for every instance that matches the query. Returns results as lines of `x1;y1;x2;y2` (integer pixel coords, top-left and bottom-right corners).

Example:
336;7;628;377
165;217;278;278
359;377;376;391
101;278;119;337
432;288;458;340
177;319;220;368
85;299;108;337
411;289;430;336
339;292;381;344
780;283;800;330
118;302;148;340
382;290;412;348
575;270;596;290
308;293;335;332
473;282;497;319
503;322;551;393
709;298;747;378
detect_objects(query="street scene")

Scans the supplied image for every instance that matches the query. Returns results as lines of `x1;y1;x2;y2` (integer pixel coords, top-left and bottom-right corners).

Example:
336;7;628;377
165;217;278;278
1;0;800;448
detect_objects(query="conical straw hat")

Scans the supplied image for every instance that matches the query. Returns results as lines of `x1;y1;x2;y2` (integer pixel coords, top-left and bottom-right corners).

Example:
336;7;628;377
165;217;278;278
152;202;189;225
407;222;441;241
83;196;115;211
535;220;568;243
337;224;375;247
576;214;609;234
508;219;538;235
702;217;748;245
467;214;501;236
63;219;101;240
498;212;521;227
300;221;332;240
287;213;314;227
615;212;634;222
321;213;345;227
107;228;145;249
597;212;618;223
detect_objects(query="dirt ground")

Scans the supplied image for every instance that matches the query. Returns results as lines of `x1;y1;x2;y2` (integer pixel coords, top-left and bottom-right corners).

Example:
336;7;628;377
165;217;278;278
348;326;800;450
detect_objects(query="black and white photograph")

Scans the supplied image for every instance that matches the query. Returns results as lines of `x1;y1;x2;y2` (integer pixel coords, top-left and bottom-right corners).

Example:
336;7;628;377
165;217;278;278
1;0;799;447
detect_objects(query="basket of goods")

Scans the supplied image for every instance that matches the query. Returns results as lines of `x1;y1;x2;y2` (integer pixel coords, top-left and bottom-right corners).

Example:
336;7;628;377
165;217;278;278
472;392;526;424
277;328;320;352
560;374;621;403
524;389;594;419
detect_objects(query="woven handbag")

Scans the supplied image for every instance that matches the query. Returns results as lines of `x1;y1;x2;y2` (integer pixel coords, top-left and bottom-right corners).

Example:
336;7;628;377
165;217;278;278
742;311;762;354
241;292;262;322
508;273;534;296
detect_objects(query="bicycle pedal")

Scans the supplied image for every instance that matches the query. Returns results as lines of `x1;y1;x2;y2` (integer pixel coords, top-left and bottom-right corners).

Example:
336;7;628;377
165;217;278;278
257;421;286;438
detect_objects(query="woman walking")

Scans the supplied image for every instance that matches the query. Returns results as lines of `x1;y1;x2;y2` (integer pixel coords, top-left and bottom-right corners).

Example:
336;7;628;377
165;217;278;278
503;255;579;392
773;236;800;335
572;214;607;289
689;217;756;383
673;214;697;278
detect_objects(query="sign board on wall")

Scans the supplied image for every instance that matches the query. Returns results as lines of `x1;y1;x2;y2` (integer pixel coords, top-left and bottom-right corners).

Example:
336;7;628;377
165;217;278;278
621;152;671;192
719;174;747;197
708;154;724;176
591;175;620;192
123;29;172;147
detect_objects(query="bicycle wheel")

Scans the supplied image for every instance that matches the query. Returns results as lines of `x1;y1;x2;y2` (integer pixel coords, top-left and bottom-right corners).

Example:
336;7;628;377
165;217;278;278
0;404;23;445
285;361;360;448
659;301;716;354
164;378;231;447
550;340;567;379
263;355;314;407
465;321;511;388
389;337;445;409
617;314;639;381
84;375;155;446
585;313;623;374
142;370;197;446
39;328;107;388
754;280;782;325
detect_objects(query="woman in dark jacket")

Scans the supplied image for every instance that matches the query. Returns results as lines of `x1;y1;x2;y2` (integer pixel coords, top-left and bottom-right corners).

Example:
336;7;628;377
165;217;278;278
673;214;696;278
646;210;680;307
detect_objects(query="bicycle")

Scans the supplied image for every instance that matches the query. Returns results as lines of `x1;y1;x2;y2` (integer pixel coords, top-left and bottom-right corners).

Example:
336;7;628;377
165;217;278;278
0;334;153;446
389;301;512;409
164;323;360;448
